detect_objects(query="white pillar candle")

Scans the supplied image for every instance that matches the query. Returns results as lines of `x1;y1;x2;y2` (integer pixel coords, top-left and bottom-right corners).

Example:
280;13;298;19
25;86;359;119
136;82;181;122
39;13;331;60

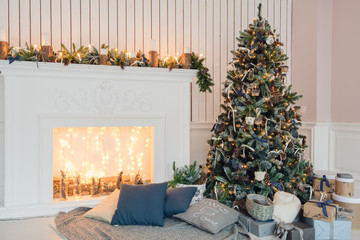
41;33;50;46
151;39;156;51
131;52;136;58
0;28;6;42
100;49;107;55
185;47;191;53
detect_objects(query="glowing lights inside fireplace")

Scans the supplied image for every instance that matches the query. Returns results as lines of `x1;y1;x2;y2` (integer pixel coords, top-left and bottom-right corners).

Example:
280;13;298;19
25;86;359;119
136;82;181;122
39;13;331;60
52;126;154;200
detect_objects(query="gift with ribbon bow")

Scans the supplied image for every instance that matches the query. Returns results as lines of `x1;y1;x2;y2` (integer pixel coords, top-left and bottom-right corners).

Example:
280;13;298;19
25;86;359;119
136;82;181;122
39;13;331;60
303;200;340;223
275;222;315;240
312;190;332;201
313;171;336;193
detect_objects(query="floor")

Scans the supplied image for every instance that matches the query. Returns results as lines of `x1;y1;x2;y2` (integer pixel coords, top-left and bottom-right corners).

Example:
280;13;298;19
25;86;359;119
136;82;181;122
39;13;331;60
0;216;359;240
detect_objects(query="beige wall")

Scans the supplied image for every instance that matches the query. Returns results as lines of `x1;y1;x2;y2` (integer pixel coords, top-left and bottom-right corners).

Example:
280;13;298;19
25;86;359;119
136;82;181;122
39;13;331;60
331;0;360;123
291;0;318;122
292;0;360;124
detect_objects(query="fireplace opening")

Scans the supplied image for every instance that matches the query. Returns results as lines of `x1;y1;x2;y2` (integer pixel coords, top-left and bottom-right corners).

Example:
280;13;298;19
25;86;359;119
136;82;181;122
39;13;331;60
52;126;154;201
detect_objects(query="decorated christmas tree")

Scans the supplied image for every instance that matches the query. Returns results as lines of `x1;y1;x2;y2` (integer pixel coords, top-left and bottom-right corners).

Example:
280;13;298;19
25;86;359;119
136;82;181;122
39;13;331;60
205;4;312;209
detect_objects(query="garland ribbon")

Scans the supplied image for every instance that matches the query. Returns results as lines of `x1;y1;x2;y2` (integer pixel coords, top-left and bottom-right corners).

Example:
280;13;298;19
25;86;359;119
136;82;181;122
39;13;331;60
252;133;266;146
271;181;283;191
8;55;21;64
289;120;298;138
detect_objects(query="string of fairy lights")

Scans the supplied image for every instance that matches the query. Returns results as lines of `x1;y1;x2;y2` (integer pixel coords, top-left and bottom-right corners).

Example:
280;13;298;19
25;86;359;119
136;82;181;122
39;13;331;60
53;127;153;184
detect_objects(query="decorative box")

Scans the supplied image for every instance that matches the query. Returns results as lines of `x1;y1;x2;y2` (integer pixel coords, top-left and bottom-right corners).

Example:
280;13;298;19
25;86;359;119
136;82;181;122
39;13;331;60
238;211;276;238
332;192;360;230
312;190;331;201
313;171;336;193
303;200;339;223
275;221;315;240
302;217;351;240
335;176;354;197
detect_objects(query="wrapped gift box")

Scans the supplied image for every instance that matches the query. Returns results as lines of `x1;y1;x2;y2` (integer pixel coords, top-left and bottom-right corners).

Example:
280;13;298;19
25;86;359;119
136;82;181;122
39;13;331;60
313;171;336;193
302;217;351;240
276;222;315;240
303;200;339;223
313;191;332;201
238;211;276;237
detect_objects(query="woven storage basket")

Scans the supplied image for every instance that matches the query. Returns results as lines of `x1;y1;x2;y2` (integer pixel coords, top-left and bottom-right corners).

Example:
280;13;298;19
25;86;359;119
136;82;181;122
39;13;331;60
332;193;360;230
246;194;274;221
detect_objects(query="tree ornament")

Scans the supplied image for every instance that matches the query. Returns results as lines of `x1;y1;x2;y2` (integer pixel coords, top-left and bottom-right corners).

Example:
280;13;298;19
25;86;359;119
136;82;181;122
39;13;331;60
255;171;266;181
281;66;289;73
254;118;263;125
266;35;274;45
280;152;287;161
232;148;240;158
251;87;260;96
245;116;255;125
264;173;270;186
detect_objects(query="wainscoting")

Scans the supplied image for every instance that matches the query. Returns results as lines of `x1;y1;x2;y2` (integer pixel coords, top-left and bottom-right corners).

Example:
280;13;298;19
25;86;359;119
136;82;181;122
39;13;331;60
330;123;360;192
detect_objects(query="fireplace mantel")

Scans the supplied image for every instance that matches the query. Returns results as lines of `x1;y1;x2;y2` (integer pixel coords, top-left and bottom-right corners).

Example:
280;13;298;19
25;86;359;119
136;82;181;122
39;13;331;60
0;61;196;219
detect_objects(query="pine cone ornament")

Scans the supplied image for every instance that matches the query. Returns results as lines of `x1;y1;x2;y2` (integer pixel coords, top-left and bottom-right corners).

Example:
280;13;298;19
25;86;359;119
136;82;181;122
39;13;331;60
280;152;287;161
288;141;294;148
169;61;175;71
119;61;125;70
232;148;240;158
201;67;209;75
264;173;270;186
238;175;249;181
63;58;70;66
217;124;225;132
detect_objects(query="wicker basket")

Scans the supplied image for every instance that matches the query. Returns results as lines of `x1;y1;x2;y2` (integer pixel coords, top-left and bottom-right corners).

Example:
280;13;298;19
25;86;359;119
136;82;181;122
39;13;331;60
246;194;274;221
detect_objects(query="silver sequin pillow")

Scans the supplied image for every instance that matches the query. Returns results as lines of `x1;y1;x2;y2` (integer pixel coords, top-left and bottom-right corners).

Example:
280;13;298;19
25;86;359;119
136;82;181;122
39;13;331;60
176;183;206;205
174;198;240;234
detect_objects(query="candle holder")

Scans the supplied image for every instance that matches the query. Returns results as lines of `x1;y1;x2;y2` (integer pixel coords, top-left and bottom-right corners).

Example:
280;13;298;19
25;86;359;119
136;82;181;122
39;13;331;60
99;49;108;65
0;41;8;60
40;45;55;62
181;53;192;69
148;51;159;67
99;55;107;65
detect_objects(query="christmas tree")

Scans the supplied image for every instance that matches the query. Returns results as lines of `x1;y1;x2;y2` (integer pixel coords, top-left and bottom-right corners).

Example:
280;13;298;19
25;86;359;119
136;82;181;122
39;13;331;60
205;4;312;209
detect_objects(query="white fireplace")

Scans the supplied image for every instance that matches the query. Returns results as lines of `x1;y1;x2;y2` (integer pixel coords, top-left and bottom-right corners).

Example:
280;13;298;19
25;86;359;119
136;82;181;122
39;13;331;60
0;61;195;219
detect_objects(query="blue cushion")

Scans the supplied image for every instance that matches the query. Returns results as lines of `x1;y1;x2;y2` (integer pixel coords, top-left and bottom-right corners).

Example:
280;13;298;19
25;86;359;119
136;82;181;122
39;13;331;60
111;182;168;226
164;187;197;218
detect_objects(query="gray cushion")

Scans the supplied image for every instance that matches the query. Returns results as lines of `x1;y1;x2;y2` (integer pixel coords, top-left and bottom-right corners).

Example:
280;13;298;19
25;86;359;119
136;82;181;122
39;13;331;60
173;198;240;234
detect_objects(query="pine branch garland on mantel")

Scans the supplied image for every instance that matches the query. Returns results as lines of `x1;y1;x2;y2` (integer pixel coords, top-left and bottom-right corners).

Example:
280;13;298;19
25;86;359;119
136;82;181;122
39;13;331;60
6;43;214;93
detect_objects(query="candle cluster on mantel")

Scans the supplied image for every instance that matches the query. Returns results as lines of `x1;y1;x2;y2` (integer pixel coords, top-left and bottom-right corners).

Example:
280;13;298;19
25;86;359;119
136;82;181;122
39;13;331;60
2;35;214;93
